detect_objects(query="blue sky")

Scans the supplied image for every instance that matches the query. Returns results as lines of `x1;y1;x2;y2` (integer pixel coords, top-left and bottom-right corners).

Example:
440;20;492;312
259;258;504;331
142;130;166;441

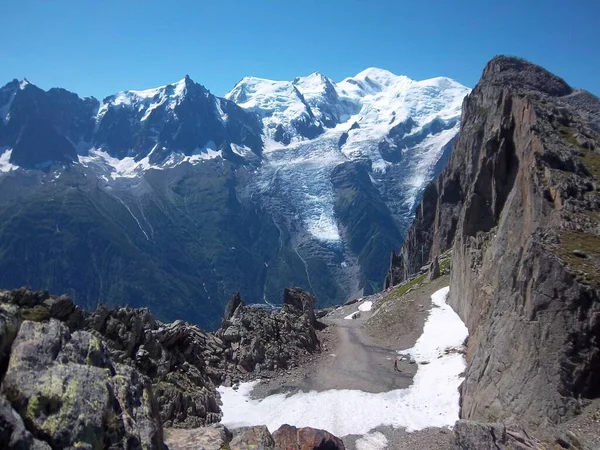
1;0;598;98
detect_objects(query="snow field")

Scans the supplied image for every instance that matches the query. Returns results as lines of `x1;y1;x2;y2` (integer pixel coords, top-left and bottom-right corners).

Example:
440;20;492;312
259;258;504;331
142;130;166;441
219;286;469;438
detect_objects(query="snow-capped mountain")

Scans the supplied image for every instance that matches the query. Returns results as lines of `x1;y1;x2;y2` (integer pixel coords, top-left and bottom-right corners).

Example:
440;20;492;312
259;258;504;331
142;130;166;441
0;69;469;328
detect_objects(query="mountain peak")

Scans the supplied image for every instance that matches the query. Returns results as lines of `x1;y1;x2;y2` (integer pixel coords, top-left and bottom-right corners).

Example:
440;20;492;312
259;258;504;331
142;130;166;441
481;55;572;96
352;67;409;86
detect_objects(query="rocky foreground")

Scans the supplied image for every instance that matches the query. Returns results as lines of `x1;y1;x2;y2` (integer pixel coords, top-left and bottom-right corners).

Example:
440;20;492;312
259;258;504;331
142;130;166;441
0;287;336;449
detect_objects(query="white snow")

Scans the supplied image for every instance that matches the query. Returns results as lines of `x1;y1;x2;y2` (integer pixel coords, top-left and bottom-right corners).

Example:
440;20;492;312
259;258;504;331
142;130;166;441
78;143;222;179
358;300;373;312
226;76;315;144
79;149;151;179
219;286;468;438
229;68;469;243
0;148;17;172
355;431;388;450
230;143;255;159
344;311;360;320
96;77;189;123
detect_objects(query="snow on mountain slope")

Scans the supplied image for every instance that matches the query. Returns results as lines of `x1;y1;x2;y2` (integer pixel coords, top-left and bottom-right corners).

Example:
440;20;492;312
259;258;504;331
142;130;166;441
96;77;191;124
226;77;323;145
230;68;470;247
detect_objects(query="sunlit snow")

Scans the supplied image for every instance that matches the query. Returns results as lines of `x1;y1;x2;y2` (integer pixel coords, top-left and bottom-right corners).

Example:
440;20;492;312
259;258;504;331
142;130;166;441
0;148;17;173
219;286;469;437
358;300;373;312
78;144;221;179
96;77;190;123
230;68;469;243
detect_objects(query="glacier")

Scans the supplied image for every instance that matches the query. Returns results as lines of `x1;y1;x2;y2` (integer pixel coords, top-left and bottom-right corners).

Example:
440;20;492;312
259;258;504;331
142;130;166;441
228;68;470;245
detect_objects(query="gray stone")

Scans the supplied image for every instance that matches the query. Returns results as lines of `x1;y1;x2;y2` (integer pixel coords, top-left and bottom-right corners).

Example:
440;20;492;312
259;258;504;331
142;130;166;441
164;425;231;450
427;255;440;281
230;425;275;449
0;395;51;450
387;55;600;433
1;319;163;449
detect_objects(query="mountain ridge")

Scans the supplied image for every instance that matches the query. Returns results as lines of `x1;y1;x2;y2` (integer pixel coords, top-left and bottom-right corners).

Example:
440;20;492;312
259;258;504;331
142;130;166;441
0;68;470;329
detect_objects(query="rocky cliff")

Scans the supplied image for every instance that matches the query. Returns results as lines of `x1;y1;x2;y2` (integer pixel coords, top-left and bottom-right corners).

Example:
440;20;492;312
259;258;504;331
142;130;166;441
388;56;600;439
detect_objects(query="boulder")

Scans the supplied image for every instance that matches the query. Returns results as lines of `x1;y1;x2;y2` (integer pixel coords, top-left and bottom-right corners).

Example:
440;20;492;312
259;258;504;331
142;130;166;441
453;421;509;449
1;319;163;449
230;425;275;449
223;293;244;325
272;424;346;450
164;425;231;450
283;287;317;327
43;295;75;320
0;395;51;450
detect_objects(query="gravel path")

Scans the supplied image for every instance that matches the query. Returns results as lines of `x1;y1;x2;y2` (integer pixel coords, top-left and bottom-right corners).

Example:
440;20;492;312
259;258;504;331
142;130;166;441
249;276;457;449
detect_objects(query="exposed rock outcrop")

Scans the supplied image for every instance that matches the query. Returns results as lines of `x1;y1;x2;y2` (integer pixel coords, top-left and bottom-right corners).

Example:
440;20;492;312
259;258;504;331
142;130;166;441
390;55;600;442
216;288;320;376
0;286;325;447
272;424;346;450
1;318;163;449
164;424;346;450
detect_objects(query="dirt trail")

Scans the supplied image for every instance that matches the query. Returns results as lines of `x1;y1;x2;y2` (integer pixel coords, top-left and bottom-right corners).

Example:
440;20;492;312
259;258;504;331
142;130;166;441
303;314;415;392
250;276;450;399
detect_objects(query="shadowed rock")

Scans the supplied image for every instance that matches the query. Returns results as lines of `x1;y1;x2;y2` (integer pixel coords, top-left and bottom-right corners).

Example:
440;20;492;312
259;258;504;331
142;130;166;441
272;424;346;449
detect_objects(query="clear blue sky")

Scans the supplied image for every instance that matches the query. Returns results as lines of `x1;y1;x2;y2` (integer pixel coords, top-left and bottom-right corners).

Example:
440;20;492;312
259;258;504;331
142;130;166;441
1;0;599;99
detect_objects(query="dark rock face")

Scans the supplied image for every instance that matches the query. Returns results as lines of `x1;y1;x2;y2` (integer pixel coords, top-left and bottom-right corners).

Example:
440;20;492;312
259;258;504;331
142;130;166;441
216;291;320;376
283;287;317;326
95;77;263;163
0;81;98;168
0;77;263;169
331;160;404;294
389;55;600;436
272;424;346;450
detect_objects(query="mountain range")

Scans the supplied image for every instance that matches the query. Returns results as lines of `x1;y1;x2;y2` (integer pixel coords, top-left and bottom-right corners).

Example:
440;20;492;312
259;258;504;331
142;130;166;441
0;69;469;328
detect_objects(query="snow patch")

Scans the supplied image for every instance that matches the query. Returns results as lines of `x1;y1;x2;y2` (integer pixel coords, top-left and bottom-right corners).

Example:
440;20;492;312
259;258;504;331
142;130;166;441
219;286;468;437
78;141;222;179
355;431;388;450
358;301;373;312
230;143;254;158
0;148;17;172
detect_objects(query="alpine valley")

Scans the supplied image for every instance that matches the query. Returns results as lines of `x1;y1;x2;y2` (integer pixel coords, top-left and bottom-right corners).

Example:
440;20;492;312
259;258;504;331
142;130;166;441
0;70;469;329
